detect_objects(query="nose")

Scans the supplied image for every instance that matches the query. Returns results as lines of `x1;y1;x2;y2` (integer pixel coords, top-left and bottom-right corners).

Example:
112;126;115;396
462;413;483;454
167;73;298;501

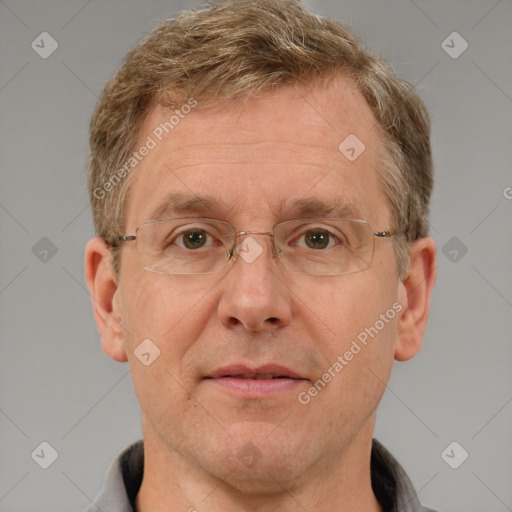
217;233;292;332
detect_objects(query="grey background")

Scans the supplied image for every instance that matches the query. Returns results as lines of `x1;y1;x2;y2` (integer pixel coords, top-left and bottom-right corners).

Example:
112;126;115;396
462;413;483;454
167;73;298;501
0;0;511;511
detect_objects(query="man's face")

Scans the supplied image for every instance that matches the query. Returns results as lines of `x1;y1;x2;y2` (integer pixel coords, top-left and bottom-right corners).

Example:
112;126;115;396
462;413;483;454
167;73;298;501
116;79;405;488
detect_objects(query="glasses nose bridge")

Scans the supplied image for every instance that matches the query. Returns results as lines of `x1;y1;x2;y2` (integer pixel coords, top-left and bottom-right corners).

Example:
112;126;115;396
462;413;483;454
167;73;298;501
230;230;279;262
235;230;274;239
234;230;276;250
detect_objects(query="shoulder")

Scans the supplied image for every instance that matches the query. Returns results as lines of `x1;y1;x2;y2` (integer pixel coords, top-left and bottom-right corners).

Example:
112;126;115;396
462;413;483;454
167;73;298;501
372;439;439;512
83;440;144;512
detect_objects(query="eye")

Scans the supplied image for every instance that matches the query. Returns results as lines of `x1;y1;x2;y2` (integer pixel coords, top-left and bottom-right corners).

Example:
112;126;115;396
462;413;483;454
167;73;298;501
302;229;331;249
180;229;209;249
164;225;221;251
295;228;342;250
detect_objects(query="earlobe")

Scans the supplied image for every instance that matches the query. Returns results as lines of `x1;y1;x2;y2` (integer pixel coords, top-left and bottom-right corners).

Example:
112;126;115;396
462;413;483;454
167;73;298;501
395;237;437;362
84;237;128;362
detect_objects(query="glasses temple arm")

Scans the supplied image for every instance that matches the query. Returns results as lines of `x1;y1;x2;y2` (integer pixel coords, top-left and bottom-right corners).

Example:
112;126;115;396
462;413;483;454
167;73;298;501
115;235;137;243
374;230;396;238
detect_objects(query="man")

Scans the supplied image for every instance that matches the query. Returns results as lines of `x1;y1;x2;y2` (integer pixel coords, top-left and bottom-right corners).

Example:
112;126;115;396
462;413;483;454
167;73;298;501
84;1;437;510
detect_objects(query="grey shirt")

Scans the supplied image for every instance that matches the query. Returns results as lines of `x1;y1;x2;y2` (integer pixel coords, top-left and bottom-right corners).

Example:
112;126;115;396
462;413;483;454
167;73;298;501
85;439;437;512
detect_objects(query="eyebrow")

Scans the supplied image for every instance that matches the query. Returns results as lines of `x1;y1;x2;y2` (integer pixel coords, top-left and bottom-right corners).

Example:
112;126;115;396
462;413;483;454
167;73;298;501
147;193;363;222
148;193;222;220
278;197;362;220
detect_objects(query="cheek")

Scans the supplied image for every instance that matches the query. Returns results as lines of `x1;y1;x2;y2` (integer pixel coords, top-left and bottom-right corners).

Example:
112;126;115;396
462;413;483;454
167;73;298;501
292;273;398;401
120;272;221;361
120;274;215;425
291;273;397;350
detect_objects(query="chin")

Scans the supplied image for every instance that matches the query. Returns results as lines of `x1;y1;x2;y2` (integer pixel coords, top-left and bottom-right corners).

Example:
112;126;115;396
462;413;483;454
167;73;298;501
214;455;305;496
196;423;319;493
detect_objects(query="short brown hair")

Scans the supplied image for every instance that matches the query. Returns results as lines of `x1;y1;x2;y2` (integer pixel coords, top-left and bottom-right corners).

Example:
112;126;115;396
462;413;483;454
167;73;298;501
87;0;433;278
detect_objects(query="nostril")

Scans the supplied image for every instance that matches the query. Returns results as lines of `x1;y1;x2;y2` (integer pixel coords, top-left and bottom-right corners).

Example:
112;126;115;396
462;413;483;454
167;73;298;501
267;317;278;324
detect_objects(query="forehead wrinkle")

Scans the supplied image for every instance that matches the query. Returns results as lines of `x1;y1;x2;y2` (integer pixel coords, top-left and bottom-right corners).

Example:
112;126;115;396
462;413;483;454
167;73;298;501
169;161;332;176
148;141;351;184
154;140;342;167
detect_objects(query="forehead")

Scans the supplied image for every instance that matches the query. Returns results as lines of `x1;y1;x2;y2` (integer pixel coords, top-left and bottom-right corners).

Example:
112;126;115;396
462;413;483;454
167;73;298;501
125;78;389;230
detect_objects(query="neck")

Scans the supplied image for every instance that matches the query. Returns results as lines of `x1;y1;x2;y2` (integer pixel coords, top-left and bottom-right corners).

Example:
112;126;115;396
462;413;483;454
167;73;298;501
135;418;383;512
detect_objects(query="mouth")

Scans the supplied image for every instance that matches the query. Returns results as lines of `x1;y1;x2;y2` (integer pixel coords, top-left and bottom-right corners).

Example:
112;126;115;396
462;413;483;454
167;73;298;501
221;374;294;380
204;364;308;397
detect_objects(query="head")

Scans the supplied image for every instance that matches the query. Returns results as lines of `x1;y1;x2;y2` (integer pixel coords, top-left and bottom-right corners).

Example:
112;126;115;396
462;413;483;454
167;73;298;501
88;0;432;279
85;0;436;498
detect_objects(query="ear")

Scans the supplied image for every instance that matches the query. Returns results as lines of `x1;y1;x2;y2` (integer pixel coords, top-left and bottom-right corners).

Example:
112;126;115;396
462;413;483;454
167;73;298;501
84;237;128;362
395;237;437;362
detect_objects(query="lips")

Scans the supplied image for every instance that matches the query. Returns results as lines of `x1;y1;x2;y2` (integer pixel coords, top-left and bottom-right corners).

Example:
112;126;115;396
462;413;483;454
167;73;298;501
206;364;305;380
204;364;307;397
